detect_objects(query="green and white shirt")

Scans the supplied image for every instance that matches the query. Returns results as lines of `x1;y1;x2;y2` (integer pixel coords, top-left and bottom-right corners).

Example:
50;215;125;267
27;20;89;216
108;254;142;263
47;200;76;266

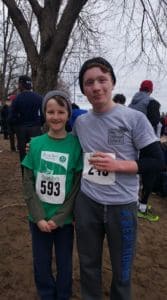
22;133;82;223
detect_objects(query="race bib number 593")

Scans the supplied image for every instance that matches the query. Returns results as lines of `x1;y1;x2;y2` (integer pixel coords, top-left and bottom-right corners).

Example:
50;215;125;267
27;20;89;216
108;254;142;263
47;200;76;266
82;153;115;185
36;172;65;204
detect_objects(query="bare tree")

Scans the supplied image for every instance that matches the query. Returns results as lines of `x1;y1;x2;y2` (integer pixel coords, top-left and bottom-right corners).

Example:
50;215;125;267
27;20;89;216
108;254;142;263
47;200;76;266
0;1;33;101
1;0;167;96
105;0;167;76
2;0;89;94
0;3;17;101
60;1;108;92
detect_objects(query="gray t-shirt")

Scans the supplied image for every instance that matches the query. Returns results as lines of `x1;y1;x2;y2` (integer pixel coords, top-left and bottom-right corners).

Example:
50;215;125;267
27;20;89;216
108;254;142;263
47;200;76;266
73;104;158;205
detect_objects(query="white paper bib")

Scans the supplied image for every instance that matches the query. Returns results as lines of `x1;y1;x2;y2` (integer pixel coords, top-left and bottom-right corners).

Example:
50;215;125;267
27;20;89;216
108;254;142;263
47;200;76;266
83;153;115;185
36;172;66;204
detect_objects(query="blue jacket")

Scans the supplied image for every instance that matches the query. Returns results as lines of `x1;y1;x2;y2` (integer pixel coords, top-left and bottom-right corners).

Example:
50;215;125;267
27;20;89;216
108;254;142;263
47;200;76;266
8;91;44;126
66;108;87;132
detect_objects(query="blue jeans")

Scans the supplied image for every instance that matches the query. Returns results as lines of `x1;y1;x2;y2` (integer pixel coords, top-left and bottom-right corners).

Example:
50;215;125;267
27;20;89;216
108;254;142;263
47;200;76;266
29;222;74;300
74;191;137;300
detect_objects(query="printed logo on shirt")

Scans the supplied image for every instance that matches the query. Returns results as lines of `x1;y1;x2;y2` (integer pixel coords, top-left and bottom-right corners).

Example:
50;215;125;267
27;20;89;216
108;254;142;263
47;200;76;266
59;156;66;163
41;151;68;169
108;129;124;145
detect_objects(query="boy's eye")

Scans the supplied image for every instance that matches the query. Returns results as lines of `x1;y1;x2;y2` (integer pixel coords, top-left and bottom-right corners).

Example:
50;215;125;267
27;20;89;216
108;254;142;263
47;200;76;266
46;110;66;115
85;77;108;86
99;78;107;83
85;80;94;86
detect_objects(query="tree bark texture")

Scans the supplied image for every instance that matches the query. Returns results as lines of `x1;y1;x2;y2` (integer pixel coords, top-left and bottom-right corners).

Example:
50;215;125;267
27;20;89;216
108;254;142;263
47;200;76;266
2;0;88;94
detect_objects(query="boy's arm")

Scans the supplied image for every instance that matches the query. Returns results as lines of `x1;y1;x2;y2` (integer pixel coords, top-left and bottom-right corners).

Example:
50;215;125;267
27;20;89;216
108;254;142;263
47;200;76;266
23;167;46;222
51;171;82;227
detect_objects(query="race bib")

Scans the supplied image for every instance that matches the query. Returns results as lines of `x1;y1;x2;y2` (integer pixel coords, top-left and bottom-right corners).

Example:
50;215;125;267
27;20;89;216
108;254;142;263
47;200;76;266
36;172;66;204
83;153;115;185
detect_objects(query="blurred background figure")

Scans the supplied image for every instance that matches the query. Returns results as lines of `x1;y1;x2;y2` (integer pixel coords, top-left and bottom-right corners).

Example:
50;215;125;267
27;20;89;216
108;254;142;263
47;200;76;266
66;102;87;132
113;93;126;105
6;94;18;152
129;80;161;221
1;102;9;140
129;80;161;136
8;75;44;176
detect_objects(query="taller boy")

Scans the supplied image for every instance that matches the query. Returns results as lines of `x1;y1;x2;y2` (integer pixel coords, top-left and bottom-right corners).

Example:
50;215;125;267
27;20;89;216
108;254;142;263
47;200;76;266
73;57;164;300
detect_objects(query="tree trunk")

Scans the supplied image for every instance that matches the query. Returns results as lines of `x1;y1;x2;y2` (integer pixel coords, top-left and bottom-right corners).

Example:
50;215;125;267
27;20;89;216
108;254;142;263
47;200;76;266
2;0;88;94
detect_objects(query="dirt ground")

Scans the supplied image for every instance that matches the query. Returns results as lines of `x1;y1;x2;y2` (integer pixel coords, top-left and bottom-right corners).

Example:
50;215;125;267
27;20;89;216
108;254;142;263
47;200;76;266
0;134;167;300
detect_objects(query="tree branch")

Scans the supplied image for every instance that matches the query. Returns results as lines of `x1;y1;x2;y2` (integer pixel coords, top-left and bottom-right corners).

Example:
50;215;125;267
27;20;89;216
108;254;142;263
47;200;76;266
2;0;40;67
28;0;42;17
51;0;88;61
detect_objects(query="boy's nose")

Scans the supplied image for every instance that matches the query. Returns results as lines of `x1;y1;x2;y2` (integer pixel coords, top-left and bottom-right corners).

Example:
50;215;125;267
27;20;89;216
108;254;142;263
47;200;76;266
53;112;59;118
93;80;100;90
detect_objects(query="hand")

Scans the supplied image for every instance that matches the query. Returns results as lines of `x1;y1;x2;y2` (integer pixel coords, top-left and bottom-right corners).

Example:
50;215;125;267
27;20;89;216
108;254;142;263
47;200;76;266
89;152;117;172
37;219;52;232
47;220;58;230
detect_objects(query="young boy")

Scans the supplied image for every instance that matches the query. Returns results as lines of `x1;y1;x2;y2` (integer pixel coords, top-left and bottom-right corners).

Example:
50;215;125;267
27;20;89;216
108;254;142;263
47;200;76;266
22;90;82;300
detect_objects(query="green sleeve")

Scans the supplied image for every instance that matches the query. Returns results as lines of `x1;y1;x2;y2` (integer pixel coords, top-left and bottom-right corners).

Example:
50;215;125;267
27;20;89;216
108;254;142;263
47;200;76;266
51;171;82;227
23;167;46;223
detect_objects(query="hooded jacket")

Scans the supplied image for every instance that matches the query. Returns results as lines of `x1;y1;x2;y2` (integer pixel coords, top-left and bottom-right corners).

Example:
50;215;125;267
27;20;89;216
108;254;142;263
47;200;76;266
129;91;160;133
129;91;152;114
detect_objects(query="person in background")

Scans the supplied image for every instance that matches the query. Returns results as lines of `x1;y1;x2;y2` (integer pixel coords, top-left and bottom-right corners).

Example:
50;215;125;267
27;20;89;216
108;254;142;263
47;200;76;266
1;102;9;140
129;80;161;136
73;57;164;300
8;75;44;175
66;102;87;132
7;95;18;151
113;93;126;105
22;90;82;300
129;80;161;221
160;113;167;136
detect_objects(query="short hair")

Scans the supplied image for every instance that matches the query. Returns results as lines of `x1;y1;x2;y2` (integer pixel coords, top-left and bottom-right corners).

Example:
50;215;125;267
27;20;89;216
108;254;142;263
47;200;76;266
113;94;126;105
72;103;80;109
19;75;32;90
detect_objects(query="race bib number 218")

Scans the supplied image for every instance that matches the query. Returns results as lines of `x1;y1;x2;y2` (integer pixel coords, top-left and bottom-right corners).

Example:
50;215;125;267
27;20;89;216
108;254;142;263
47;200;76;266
83;153;115;185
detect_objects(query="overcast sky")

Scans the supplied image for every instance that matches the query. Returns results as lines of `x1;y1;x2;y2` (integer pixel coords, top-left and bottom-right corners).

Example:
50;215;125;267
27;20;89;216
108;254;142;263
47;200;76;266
104;0;167;112
74;0;167;113
74;53;167;113
112;66;167;112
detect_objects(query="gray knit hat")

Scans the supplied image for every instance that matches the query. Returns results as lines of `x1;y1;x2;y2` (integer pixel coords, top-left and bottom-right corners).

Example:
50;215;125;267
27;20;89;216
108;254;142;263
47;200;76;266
43;90;72;117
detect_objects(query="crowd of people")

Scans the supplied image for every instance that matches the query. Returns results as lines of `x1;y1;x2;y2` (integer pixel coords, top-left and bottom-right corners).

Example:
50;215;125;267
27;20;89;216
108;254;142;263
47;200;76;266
0;57;167;300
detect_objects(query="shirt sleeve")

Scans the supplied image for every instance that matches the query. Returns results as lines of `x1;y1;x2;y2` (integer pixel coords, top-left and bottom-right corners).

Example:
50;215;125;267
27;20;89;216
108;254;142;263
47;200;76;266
22;167;46;223
132;112;158;150
7;97;19;125
74;138;83;173
137;141;165;174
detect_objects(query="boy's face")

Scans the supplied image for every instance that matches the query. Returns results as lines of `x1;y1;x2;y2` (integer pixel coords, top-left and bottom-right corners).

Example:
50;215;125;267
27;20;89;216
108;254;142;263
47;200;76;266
45;99;68;135
82;67;115;112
